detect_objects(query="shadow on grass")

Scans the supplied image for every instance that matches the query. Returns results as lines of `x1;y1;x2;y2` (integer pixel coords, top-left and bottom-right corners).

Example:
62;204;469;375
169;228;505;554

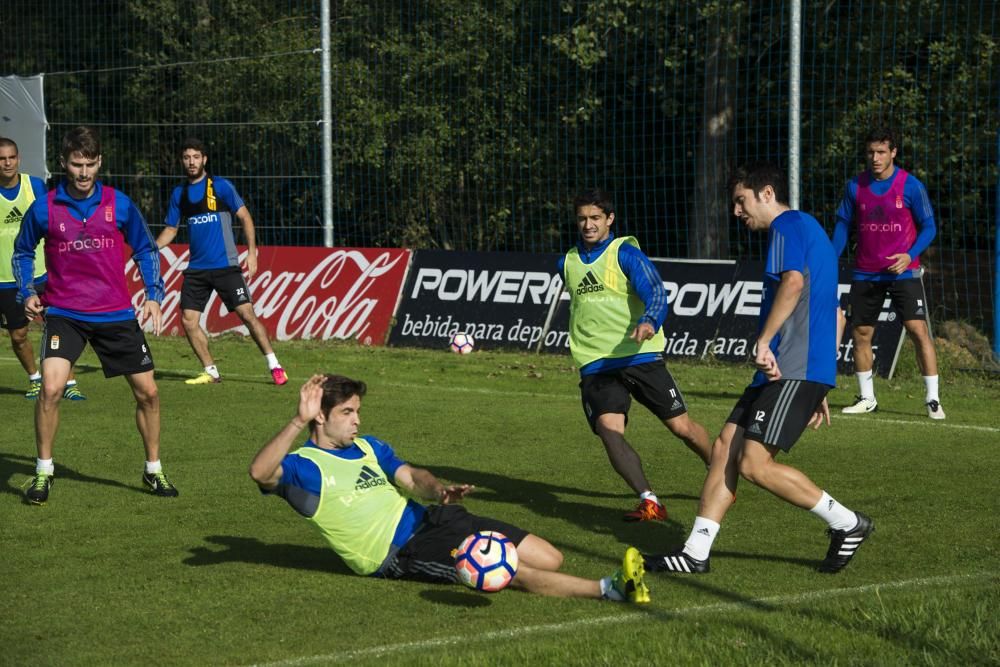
153;368;272;385
183;535;354;575
423;465;693;553
0;451;145;502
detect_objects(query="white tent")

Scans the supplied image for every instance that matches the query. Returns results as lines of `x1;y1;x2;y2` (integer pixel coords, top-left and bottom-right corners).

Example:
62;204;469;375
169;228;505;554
0;75;48;180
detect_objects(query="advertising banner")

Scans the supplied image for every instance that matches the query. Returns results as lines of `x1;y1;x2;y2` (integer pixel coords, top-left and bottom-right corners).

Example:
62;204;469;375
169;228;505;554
544;258;904;377
387;250;564;351
126;245;410;344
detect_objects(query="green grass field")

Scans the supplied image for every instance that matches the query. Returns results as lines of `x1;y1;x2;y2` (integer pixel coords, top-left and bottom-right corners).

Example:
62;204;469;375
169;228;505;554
2;334;998;666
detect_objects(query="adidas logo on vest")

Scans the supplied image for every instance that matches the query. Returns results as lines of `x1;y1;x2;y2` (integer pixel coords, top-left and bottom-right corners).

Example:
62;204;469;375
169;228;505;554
575;271;604;295
355;464;387;491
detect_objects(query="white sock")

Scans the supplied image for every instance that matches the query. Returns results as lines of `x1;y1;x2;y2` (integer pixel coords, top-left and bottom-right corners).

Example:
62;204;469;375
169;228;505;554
683;516;720;561
65;379;77;388
640;491;660;506
600;575;624;602
36;458;54;475
29;372;41;381
856;370;875;400
810;491;858;531
265;353;280;370
145;460;163;475
923;375;939;403
204;365;220;379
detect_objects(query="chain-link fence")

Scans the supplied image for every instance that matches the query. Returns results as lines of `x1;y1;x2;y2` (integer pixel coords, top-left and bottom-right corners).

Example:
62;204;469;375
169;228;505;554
3;0;998;348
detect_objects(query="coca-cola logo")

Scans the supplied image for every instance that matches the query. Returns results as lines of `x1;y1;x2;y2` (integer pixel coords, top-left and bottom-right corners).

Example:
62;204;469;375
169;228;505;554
126;245;410;343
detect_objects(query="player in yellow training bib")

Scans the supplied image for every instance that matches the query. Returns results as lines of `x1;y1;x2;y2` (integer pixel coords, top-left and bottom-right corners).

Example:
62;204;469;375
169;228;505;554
561;189;712;522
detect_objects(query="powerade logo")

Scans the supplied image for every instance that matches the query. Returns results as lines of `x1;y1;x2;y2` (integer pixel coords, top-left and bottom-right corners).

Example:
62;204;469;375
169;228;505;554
57;235;116;253
188;213;218;225
411;268;559;304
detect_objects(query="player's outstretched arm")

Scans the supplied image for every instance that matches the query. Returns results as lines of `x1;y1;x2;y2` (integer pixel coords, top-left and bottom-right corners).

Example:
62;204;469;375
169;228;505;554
250;375;324;489
394;464;474;504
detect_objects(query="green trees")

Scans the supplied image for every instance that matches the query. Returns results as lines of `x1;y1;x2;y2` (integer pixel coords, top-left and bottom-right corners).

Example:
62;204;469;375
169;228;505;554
3;0;996;264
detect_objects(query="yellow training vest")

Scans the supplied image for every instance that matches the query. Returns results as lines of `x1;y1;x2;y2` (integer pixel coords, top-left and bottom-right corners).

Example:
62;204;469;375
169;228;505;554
295;439;408;575
564;236;666;368
0;174;45;283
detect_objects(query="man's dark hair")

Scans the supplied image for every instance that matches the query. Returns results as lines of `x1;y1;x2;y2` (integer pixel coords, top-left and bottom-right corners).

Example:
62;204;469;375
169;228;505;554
61;126;101;160
727;161;789;206
310;374;368;431
864;126;898;152
0;137;18;154
181;137;208;156
573;189;615;217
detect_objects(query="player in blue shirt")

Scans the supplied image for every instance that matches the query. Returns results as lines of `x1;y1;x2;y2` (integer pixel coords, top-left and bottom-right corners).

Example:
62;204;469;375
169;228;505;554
645;162;873;575
249;374;651;602
156;138;287;386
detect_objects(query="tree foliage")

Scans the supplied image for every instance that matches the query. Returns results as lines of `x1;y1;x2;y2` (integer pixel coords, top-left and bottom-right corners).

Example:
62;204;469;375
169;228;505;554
2;0;996;264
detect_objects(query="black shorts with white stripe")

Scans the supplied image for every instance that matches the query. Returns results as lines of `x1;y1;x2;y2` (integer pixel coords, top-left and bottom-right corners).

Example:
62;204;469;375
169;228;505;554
727;380;830;451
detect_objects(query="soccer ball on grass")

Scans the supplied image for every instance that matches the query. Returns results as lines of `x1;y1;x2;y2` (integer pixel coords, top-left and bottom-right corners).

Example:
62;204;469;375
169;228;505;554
453;531;518;592
449;332;475;354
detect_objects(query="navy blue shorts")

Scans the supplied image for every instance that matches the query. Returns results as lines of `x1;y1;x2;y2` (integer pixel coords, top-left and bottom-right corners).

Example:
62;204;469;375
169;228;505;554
41;315;154;378
579;360;688;433
181;267;252;313
378;505;529;583
727;380;830;451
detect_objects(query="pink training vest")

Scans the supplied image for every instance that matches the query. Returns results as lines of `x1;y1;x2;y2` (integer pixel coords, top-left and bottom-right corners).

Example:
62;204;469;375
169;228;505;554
43;186;132;313
854;168;919;273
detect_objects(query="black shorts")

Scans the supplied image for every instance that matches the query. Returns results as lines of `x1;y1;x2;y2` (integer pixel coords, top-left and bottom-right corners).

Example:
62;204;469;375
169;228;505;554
0;281;45;330
726;380;830;451
579;360;688;434
41;316;155;378
379;504;529;583
180;267;252;313
848;278;927;327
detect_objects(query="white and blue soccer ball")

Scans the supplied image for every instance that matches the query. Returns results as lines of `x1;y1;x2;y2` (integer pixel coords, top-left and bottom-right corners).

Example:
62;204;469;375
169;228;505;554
454;531;518;592
449;332;475;355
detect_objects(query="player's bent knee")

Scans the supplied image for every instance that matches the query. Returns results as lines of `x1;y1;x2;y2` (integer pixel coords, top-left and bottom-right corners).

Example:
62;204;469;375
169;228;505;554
40;385;64;404
516;535;563;571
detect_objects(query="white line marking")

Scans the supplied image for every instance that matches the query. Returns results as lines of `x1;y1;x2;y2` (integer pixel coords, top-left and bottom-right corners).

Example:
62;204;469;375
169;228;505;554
245;572;992;667
4;358;997;432
839;415;1000;433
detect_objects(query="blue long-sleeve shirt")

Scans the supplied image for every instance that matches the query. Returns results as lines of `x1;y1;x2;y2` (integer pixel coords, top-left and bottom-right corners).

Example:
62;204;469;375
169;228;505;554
13;181;164;322
832;167;936;281
558;233;668;375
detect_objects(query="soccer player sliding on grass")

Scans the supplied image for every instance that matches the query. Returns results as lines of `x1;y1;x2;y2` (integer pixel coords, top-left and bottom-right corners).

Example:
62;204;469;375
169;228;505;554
644;162;874;575
250;373;651;602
